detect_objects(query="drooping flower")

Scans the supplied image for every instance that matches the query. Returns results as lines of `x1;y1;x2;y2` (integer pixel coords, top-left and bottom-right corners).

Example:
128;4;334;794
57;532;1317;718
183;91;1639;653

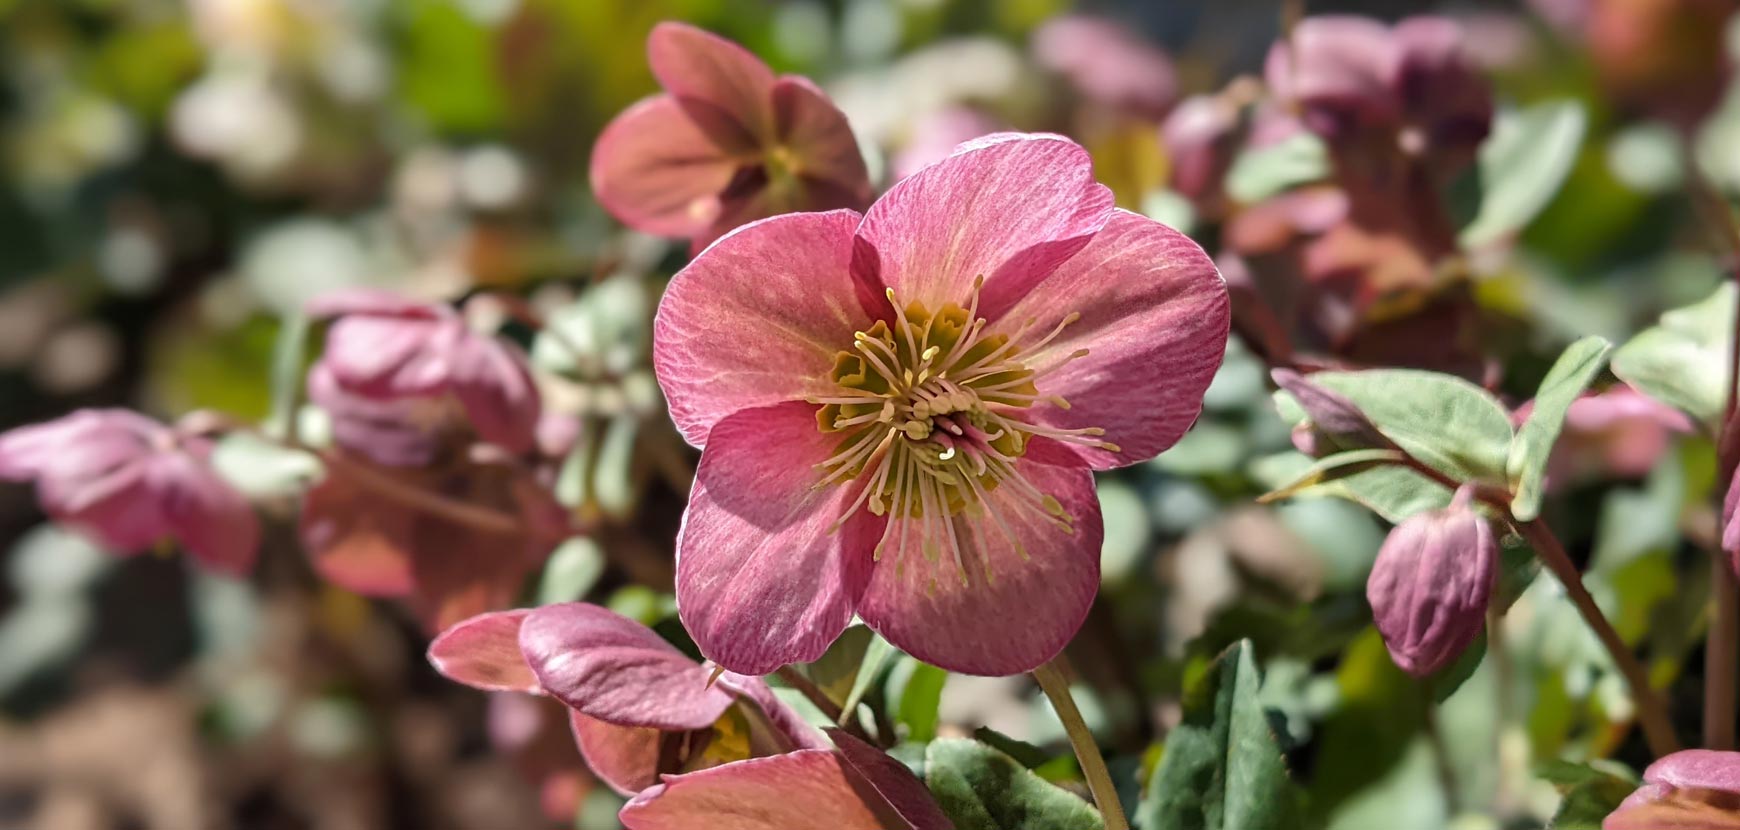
1366;486;1496;676
306;289;541;467
428;603;825;795
0;409;259;575
618;729;950;830
655;133;1229;676
1604;749;1740;829
591;22;872;254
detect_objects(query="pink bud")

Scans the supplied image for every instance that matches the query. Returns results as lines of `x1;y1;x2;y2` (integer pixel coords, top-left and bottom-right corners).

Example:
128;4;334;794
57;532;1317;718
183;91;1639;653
1366;488;1495;676
0;409;259;574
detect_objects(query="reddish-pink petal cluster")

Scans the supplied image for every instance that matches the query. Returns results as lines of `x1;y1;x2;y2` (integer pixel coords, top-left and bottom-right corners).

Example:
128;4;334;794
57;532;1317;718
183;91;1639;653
591;23;872;253
428;603;822;796
1605;749;1740;829
655;133;1230;677
306;289;541;467
0;409;259;575
1367;487;1496;676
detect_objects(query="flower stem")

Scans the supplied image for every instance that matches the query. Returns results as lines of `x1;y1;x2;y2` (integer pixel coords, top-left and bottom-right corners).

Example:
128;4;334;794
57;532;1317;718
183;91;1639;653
1034;657;1128;830
1516;518;1681;756
774;666;845;723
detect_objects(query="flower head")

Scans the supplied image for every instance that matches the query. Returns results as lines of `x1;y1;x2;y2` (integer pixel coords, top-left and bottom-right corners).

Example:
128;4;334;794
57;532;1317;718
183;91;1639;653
0;409;259;575
591;22;872;253
654;133;1229;676
1032;15;1178;120
1366;486;1496;676
429;603;824;795
306;289;541;466
1605;750;1740;829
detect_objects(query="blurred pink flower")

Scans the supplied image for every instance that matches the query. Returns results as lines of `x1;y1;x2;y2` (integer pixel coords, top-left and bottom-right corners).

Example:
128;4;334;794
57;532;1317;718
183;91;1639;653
429;603;825;796
1033;15;1177;120
1367;486;1495;676
591;22;872;254
892;107;1002;181
619;730;949;830
0;409;259;575
1605;749;1740;829
654;133;1229;676
306;289;541;467
1162;93;1243;214
1513;386;1693;487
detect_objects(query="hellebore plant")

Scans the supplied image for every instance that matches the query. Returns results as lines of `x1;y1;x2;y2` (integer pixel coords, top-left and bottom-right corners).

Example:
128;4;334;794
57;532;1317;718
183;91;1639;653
654;132;1230;677
1604;750;1740;829
591;22;872;254
0;409;259;575
428;602;825;795
1366;486;1496;676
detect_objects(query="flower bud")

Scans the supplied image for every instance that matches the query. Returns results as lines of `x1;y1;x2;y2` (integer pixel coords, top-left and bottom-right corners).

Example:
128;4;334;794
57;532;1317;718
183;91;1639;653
1366;487;1495;676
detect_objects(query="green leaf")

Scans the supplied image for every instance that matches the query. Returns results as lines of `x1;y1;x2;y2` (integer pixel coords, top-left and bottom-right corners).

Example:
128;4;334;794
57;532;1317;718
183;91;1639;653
839;633;897;724
535;538;605;605
1274;369;1513;484
1226;133;1330;204
265;313;309;441
804;625;876;705
1136;641;1299;830
887;658;948;743
1258;449;1406;503
1508;336;1614;521
1283;464;1455;524
1538;760;1638;829
1458;100;1588;247
925;739;1104;830
1612;281;1734;426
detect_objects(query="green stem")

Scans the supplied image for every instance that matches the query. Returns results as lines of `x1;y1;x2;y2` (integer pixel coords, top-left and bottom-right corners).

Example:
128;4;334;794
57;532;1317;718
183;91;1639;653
1034;658;1129;830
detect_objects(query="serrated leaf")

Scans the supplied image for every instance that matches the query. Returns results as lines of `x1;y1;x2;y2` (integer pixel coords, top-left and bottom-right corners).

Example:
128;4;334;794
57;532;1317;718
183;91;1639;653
1459;100;1588;247
926;739;1104;830
1226;132;1330;204
1258;449;1406;503
1508;336;1614;520
1136;641;1299;830
1274;369;1513;484
1612;281;1734;426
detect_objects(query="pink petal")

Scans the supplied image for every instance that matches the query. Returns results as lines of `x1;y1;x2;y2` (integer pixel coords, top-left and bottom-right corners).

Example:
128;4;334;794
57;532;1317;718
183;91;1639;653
518;602;735;731
306;363;444;467
858;439;1102;676
1645;750;1740;793
428;609;542;693
618;750;893;830
829;729;952;830
318;315;459;397
994;209;1229;469
771;77;871;206
851;133;1114;320
676;401;881;675
647;22;777;148
590;94;739;239
715;672;829;751
52;459;169;554
448;335;541;456
149;451;261;576
298;472;416;596
572;711;665;796
652;210;871;447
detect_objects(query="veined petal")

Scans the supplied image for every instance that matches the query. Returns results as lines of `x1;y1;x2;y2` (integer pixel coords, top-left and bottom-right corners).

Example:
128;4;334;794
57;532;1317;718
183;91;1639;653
715;672;829;751
647;22;777;146
618;750;896;830
428;609;541;694
851;132;1114;318
519;602;734;731
150;451;261;576
572;711;665;796
857;439;1102;676
998;209;1230;469
771;77;871;208
590;94;739;239
653;210;870;447
830;730;952;830
676;401;880;676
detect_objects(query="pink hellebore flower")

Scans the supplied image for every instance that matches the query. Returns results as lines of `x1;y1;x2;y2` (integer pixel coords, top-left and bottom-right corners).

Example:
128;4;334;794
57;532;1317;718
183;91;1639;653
1605;750;1740;829
654;133;1230;676
1513;386;1693;487
0;410;258;575
1367;486;1496;676
428;603;825;796
1032;15;1178;120
591;22;872;254
306;289;540;467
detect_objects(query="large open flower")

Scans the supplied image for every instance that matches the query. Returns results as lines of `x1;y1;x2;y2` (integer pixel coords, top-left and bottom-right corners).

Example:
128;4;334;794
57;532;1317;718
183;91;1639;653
655;133;1229;676
591;22;872;253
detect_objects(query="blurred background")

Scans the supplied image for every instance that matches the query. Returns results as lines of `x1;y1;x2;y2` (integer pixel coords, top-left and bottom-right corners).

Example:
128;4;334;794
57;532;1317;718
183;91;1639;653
1;0;1737;827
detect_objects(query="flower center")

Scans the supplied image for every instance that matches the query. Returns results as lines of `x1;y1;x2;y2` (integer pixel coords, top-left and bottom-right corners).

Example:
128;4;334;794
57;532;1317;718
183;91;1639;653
809;278;1115;586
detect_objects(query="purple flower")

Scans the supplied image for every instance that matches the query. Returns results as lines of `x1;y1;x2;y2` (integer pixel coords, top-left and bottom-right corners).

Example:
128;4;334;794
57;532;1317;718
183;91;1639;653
1605;750;1740;829
306;289;541;466
654;133;1229;676
591;22;872;254
0;409;259;575
1366;486;1496;676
